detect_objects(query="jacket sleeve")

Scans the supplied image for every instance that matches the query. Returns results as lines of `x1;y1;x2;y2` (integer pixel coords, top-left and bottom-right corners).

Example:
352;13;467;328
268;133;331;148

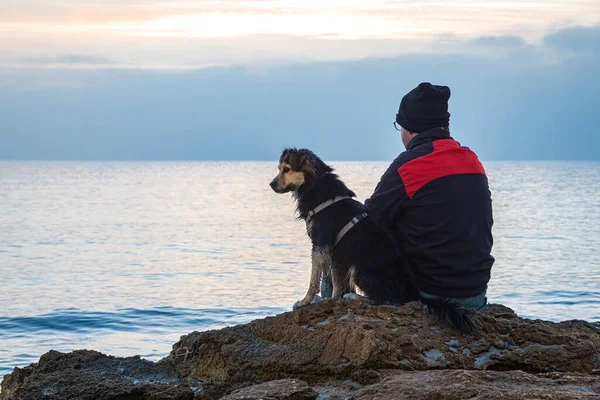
364;154;409;230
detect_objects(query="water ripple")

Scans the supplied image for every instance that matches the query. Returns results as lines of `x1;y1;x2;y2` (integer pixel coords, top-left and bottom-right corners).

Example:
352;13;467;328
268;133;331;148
0;306;285;377
1;161;599;378
0;306;283;336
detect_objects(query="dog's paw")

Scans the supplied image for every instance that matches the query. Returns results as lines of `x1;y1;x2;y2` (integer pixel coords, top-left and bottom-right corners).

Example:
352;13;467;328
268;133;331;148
294;295;322;310
293;300;307;310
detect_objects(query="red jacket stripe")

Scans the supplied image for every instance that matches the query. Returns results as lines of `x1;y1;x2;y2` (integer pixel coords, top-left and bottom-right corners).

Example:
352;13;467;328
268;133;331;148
398;139;487;199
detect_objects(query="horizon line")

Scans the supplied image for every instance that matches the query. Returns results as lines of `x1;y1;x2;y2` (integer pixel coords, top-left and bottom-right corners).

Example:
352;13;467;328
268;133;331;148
1;159;598;163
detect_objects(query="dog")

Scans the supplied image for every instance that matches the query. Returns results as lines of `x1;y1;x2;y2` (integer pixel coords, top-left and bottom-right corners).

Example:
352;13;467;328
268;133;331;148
270;148;475;333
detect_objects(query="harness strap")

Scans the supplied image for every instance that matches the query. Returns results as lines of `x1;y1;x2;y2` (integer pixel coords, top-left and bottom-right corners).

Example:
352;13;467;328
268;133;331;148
306;196;352;222
333;212;368;247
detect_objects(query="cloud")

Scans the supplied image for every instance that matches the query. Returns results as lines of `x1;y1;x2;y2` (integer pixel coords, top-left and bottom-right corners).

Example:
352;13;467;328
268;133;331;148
0;53;119;70
0;32;561;72
2;21;598;71
2;24;598;72
20;54;116;65
543;25;600;53
0;25;598;161
2;0;600;49
468;35;526;49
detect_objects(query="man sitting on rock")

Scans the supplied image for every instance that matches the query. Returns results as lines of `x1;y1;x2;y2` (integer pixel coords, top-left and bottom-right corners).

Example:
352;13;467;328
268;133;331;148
364;82;494;310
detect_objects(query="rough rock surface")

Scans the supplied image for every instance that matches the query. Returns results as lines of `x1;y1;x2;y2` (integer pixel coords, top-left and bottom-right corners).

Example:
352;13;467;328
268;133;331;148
351;370;600;399
163;300;600;382
2;300;599;400
220;379;317;400
0;350;195;400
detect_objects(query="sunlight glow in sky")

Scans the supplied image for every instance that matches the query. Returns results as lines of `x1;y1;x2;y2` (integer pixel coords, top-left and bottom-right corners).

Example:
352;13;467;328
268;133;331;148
84;1;598;40
1;0;600;67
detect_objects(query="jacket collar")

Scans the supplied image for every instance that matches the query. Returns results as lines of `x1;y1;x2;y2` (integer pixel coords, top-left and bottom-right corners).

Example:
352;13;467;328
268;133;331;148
407;127;451;150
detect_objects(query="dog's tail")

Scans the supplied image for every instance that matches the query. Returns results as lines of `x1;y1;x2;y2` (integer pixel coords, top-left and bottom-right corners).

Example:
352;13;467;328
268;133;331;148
420;297;476;334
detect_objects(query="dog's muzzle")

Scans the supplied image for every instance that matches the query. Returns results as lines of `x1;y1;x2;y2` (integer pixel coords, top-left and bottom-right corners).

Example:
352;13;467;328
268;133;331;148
269;179;281;192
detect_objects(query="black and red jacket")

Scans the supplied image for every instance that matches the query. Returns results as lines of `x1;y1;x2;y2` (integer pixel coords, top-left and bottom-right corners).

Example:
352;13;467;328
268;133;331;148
365;127;494;298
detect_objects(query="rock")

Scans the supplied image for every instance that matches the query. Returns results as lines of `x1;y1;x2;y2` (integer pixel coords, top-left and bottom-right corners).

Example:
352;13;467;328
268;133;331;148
220;379;317;400
351;370;600;399
2;301;599;400
0;350;194;400
350;370;380;385
162;300;600;383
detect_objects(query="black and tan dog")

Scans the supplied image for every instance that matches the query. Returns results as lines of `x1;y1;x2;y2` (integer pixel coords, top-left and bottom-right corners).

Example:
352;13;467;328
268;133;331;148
270;148;475;333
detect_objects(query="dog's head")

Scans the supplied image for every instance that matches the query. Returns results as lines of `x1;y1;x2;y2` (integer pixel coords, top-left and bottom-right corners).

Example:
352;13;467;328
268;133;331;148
269;148;322;194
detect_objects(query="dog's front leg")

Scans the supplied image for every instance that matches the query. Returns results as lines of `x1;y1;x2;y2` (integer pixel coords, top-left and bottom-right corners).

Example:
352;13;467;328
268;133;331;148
293;247;331;310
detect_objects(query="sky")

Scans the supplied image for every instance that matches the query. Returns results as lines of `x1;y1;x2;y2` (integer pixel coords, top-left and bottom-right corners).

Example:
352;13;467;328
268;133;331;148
1;0;600;160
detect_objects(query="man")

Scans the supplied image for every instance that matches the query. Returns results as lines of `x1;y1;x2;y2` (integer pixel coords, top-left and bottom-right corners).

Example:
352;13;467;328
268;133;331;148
364;82;494;309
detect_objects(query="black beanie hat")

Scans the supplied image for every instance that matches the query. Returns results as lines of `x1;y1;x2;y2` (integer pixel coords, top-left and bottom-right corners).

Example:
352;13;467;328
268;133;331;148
396;82;451;133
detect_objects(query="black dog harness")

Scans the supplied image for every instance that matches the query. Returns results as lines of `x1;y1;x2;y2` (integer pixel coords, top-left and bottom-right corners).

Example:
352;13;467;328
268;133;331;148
305;196;368;247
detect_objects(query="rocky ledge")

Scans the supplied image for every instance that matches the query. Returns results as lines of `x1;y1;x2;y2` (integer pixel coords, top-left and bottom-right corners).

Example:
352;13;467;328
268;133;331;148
2;300;600;399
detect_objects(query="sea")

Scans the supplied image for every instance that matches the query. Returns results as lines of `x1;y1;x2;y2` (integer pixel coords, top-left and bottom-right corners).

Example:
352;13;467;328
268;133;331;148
1;161;599;378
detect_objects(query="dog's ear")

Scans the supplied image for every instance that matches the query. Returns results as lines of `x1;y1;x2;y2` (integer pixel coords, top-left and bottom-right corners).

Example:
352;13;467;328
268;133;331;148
288;151;304;170
289;151;316;176
279;149;291;164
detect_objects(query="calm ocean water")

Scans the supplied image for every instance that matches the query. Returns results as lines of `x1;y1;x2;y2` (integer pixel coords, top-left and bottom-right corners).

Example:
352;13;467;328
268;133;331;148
1;161;599;378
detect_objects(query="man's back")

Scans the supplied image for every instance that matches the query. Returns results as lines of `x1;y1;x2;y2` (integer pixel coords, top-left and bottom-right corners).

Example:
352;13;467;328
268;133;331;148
365;82;494;303
383;129;494;298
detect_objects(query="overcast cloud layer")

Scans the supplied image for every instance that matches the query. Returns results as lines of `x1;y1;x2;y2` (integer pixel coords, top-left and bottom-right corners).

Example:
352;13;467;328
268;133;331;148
1;25;599;161
2;0;600;68
1;1;599;160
